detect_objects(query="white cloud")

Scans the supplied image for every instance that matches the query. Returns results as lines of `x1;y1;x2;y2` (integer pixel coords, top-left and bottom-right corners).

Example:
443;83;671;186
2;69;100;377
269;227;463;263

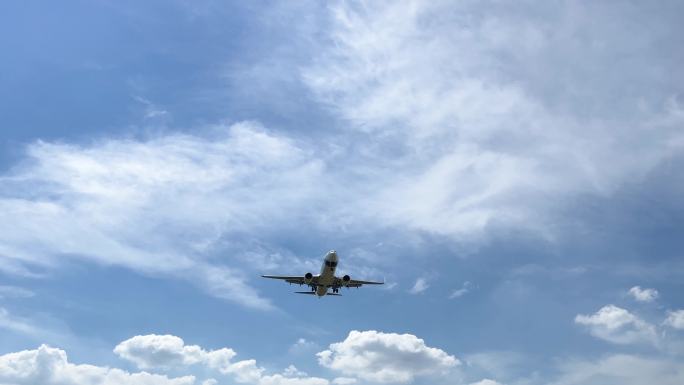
628;286;659;302
0;285;34;299
0;307;40;336
0;307;77;348
289;338;319;354
114;334;235;371
664;310;684;330
408;278;428;294
115;334;328;385
469;380;503;385
549;354;684;385
258;374;329;385
449;281;472;299
575;305;658;345
331;378;357;385
0;345;195;385
317;330;458;383
303;1;684;240
133;95;169;120
283;365;307;378
1;1;682;315
0;122;330;310
222;359;264;383
382;282;398;290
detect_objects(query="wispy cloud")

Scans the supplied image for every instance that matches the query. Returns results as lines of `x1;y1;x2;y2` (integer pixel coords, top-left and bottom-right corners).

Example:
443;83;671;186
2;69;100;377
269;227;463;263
628;286;659;303
408;278;429;295
0;308;40;336
133;95;169;120
303;1;684;242
449;281;472;299
575;305;658;346
0;285;34;299
548;354;684;385
0;122;327;310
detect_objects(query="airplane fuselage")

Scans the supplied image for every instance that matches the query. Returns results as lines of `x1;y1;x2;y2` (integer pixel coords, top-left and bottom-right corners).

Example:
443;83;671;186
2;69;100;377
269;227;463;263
315;250;338;297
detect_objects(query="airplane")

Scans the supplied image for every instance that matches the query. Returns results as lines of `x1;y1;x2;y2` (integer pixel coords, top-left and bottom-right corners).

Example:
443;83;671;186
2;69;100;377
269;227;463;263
261;250;383;297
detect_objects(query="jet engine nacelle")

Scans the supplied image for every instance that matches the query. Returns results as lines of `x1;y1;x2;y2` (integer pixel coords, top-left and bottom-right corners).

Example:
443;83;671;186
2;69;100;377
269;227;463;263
342;275;351;286
304;272;313;284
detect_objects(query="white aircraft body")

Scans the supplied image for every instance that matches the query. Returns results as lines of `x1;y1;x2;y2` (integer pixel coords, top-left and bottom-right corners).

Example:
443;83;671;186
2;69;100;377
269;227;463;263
261;250;383;297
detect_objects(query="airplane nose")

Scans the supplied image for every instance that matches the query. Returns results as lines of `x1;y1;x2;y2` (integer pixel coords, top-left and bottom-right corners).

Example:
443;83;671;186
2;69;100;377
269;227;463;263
330;250;336;255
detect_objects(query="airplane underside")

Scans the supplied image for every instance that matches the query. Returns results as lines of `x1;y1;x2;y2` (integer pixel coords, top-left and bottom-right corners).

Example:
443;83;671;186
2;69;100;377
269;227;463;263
294;284;346;297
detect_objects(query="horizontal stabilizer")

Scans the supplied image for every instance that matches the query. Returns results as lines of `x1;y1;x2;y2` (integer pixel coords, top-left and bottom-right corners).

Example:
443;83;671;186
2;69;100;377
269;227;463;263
293;291;342;296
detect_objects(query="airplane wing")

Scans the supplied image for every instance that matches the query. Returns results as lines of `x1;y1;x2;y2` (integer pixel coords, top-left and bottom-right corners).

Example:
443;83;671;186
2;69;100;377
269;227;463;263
345;279;384;288
261;275;317;285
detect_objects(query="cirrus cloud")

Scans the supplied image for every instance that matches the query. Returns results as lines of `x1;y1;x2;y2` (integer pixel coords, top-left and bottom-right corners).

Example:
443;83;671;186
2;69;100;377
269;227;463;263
303;0;684;241
0;122;329;310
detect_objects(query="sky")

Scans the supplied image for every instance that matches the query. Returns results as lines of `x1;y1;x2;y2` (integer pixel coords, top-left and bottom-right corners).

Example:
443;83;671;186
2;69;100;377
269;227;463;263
0;1;683;384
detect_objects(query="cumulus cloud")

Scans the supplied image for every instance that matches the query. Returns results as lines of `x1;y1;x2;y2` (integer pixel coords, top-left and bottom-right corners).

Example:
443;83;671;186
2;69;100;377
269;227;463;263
575;305;658;345
115;334;328;385
408;278;429;294
317;330;458;383
664;310;684;329
114;335;235;371
628;286;659;302
0;345;195;385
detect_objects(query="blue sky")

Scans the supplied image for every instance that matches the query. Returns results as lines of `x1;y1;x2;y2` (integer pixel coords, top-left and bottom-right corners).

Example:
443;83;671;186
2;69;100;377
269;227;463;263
1;1;683;384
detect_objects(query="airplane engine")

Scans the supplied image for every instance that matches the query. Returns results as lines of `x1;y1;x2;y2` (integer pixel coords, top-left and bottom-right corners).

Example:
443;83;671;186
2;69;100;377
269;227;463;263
304;272;313;284
342;275;351;286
